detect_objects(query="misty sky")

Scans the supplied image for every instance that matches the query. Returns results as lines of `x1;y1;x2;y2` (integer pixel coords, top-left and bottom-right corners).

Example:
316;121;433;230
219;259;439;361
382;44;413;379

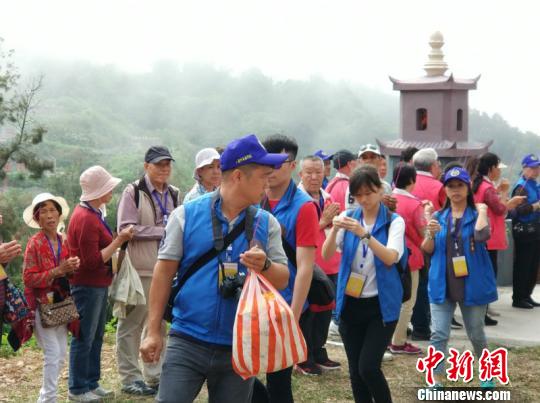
2;0;540;135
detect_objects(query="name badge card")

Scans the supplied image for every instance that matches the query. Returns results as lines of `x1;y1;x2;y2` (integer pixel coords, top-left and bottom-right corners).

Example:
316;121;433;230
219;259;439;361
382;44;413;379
345;272;367;298
218;262;238;286
452;256;469;278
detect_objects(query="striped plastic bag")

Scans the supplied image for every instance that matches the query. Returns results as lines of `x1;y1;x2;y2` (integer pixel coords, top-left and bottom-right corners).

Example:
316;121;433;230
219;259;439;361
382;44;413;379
232;271;307;379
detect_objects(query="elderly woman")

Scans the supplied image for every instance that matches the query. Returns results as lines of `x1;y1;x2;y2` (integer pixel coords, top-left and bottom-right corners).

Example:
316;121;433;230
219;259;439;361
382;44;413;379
183;147;221;203
22;193;79;403
67;166;134;402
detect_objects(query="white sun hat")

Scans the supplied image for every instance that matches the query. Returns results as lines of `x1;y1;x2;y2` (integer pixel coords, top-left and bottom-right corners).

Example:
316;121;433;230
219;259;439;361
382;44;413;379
79;165;122;202
23;192;70;229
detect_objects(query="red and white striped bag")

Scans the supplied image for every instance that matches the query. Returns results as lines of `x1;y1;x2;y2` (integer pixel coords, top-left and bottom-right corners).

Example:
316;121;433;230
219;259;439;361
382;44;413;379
232;271;307;379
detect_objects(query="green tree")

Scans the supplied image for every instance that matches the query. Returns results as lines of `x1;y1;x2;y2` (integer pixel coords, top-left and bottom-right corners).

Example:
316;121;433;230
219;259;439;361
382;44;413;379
0;38;53;179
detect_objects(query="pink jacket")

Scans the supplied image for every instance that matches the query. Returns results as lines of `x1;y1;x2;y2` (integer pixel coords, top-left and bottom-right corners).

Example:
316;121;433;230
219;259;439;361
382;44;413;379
474;180;507;250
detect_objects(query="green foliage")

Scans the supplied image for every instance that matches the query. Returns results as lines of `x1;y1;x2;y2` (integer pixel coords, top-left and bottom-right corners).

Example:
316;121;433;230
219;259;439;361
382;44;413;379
0;39;53;179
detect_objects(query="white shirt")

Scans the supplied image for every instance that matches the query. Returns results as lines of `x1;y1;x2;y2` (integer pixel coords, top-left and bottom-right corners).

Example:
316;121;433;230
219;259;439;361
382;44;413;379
336;211;405;297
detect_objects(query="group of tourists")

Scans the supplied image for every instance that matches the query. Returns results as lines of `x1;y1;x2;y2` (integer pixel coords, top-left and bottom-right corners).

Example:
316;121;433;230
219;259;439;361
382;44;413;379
0;132;538;403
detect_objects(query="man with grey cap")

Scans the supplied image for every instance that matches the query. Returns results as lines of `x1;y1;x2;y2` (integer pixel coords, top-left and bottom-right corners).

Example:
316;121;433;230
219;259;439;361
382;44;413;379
183;147;222;203
115;146;181;396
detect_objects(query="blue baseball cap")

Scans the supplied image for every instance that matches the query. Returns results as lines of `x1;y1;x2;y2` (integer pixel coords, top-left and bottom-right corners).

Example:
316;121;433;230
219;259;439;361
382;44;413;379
522;154;540;168
443;167;471;185
220;134;289;171
314;149;334;161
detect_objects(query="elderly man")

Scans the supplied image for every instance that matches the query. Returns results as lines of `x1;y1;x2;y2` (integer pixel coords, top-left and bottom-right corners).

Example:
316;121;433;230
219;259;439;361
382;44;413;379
297;155;342;375
140;134;289;403
116;146;181;395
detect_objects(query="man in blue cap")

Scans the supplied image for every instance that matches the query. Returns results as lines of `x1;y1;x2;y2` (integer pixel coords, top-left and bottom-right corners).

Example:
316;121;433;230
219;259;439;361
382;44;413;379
510;153;540;309
140;134;290;403
314;149;333;189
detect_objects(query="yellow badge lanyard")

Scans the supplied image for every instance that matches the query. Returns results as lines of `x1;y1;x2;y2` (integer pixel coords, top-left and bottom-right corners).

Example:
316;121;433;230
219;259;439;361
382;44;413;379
345;218;371;298
448;215;469;278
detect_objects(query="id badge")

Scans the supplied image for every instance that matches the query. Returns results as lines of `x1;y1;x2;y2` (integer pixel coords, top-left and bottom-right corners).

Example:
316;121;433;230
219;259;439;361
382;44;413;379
345;272;367;298
452;256;469;278
163;215;168;226
218;262;238;286
0;264;7;281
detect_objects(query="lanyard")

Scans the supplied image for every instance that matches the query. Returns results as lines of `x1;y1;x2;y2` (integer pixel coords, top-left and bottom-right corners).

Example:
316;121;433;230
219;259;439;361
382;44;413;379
152;189;169;217
83;202;113;236
319;194;325;212
447;213;462;251
359;218;371;269
45;234;62;267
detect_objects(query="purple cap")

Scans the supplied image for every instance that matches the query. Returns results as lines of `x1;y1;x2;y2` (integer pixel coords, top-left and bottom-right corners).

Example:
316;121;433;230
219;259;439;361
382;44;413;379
443;167;471;185
220;134;289;171
314;149;334;161
522;154;540;168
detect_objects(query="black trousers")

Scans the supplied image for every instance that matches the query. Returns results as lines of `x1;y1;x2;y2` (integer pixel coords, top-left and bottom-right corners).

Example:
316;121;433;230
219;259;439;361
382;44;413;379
488;249;498;278
513;239;540;302
339;296;397;403
411;263;431;335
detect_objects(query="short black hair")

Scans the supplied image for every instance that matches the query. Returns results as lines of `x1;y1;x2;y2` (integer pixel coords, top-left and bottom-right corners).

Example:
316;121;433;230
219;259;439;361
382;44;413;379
400;146;419;163
349;165;382;195
393;162;416;189
443;161;463;175
262;134;298;159
333;149;356;169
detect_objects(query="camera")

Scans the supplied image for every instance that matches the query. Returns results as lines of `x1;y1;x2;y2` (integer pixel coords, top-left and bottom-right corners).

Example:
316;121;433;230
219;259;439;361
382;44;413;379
220;272;246;300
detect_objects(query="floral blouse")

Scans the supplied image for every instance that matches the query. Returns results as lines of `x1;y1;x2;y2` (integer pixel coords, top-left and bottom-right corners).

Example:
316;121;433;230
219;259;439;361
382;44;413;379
23;231;71;310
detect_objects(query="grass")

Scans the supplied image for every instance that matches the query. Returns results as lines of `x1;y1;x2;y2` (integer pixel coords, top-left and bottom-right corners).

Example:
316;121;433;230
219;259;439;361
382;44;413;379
0;339;538;402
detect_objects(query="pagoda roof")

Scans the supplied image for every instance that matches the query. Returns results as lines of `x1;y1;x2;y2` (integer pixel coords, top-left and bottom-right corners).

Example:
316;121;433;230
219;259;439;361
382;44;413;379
389;73;480;91
376;138;492;158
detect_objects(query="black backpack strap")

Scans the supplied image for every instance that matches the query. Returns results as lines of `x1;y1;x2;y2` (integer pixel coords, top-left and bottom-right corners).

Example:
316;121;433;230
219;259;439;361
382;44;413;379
168;185;180;208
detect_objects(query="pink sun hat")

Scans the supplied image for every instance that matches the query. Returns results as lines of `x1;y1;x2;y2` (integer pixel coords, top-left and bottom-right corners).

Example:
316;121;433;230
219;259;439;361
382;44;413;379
79;165;122;202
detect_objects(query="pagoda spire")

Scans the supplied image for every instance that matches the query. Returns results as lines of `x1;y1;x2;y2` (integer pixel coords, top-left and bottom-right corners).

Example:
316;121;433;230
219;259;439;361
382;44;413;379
424;31;448;77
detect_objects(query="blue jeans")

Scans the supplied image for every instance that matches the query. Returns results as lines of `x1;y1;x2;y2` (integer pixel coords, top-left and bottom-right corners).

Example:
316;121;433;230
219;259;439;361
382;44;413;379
157;335;254;403
69;286;108;395
430;300;488;374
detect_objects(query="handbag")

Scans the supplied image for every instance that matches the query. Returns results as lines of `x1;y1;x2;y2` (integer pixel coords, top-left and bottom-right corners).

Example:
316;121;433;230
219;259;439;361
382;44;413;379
38;296;79;328
281;240;335;306
2;278;32;324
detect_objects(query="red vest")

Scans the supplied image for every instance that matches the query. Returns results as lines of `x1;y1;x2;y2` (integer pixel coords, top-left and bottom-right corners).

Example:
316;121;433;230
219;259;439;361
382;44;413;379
474;180;507;250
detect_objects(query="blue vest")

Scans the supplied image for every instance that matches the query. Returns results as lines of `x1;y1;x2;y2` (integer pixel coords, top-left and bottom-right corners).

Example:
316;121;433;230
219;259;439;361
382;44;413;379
269;180;314;306
171;192;270;346
512;176;540;223
428;206;498;306
335;203;407;324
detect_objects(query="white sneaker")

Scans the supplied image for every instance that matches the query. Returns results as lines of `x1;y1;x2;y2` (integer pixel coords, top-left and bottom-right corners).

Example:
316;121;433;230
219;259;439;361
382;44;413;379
91;386;114;398
68;391;102;402
383;352;394;362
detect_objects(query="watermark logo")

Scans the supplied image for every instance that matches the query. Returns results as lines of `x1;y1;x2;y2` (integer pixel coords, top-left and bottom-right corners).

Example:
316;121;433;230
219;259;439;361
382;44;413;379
416;346;509;386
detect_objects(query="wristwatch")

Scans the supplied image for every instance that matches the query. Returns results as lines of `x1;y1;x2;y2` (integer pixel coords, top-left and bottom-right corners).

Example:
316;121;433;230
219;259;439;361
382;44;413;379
262;257;272;272
360;232;371;241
